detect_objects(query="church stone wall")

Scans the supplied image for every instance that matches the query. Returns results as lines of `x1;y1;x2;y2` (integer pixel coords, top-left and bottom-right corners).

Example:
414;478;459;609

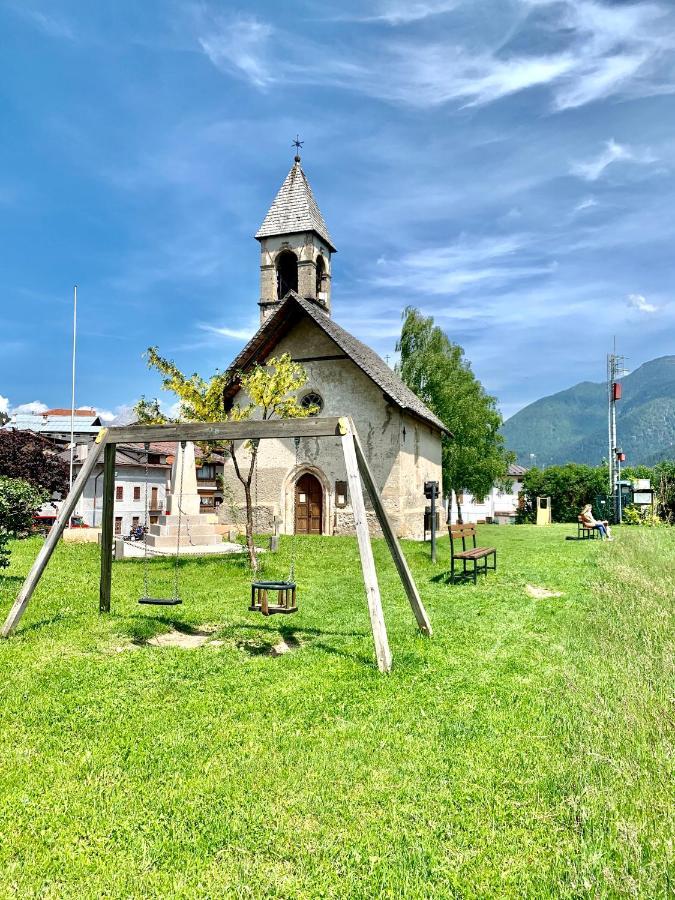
219;317;442;539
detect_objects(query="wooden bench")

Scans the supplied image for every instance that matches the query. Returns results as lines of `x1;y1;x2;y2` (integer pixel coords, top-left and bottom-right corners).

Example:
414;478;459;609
577;516;598;540
448;524;496;584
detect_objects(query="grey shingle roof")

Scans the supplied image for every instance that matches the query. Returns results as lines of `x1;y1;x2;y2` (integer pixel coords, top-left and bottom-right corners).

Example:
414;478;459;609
224;293;447;434
255;159;336;252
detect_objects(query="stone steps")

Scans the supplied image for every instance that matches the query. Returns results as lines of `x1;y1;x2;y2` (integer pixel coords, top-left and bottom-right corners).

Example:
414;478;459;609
144;532;222;548
147;523;222;538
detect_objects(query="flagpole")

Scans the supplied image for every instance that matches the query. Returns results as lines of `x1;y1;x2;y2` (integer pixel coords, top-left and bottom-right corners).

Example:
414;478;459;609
68;285;77;493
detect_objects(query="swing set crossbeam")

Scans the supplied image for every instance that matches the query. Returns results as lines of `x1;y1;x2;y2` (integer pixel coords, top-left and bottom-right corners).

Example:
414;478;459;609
0;416;432;673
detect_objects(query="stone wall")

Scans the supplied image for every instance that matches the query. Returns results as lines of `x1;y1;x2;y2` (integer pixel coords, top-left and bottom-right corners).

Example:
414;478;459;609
258;232;332;321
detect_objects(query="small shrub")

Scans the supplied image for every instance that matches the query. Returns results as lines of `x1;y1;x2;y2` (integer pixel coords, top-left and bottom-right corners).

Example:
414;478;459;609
0;476;47;567
622;504;665;527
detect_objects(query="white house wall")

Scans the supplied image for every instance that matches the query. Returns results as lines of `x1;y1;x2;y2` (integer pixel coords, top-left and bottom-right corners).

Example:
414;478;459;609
76;465;168;535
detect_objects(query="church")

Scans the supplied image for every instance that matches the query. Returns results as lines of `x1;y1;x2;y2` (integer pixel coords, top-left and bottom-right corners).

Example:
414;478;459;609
219;153;444;540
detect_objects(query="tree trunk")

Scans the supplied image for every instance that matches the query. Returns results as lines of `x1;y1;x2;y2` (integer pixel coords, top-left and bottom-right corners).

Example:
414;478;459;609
229;441;258;573
455;493;463;525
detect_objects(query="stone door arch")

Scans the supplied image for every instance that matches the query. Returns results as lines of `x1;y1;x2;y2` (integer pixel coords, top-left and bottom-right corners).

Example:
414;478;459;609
294;472;323;534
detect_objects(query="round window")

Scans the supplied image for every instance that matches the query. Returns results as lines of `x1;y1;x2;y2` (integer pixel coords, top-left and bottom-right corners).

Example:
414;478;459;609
301;391;323;416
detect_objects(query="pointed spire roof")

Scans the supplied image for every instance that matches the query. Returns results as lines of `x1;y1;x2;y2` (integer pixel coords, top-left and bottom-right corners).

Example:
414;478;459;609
256;157;336;252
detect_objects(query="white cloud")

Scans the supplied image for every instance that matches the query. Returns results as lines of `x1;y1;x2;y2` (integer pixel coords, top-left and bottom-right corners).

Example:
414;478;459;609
570;140;656;181
12;401;48;414
627;293;658;313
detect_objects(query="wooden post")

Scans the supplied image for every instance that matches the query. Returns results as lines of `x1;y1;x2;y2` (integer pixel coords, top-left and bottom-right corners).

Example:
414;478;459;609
351;422;432;637
340;421;392;673
1;429;109;638
99;442;116;613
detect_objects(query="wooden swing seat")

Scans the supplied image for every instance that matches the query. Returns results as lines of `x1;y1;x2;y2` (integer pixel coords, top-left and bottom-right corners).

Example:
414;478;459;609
250;581;297;616
138;597;183;606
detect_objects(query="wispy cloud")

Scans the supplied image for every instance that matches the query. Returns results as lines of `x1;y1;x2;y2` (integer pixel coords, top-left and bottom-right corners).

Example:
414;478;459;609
574;196;598;212
196;0;675;111
571;139;656;181
339;1;460;25
199;16;274;89
368;233;556;295
627;292;658;313
7;4;75;40
199;323;256;341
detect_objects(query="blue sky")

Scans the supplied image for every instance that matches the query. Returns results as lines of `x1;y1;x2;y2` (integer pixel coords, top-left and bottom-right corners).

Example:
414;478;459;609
1;0;674;422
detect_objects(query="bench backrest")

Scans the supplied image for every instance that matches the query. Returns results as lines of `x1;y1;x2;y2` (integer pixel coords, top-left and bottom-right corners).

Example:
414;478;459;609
448;523;477;555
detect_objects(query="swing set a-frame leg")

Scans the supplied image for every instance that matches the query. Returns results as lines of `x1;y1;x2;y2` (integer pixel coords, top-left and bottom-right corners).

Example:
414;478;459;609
351;424;432;637
340;422;393;674
1;429;109;638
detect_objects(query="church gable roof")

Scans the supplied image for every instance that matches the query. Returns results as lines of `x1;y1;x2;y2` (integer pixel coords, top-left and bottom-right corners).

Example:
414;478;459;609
255;159;336;252
224;293;447;434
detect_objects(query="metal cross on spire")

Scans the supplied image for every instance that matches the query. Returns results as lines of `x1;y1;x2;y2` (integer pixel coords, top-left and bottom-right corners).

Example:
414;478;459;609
292;134;304;161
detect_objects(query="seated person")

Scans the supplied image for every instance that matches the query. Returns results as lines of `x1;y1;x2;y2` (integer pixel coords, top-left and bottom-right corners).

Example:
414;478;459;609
580;504;613;541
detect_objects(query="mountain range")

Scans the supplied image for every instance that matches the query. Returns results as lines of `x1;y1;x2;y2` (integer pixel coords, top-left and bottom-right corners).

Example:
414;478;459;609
502;356;675;467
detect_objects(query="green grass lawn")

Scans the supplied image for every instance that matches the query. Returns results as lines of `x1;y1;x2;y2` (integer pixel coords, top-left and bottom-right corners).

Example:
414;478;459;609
0;525;673;898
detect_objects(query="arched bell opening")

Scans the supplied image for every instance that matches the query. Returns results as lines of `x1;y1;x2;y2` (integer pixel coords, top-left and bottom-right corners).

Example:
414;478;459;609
315;254;327;298
276;249;298;299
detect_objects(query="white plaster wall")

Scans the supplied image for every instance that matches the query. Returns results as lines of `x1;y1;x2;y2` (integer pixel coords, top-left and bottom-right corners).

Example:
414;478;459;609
76;465;168;535
219;317;442;539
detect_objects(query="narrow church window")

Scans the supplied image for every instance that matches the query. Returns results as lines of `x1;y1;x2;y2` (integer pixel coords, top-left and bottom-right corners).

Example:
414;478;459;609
276;249;298;299
300;391;323;416
315;255;326;297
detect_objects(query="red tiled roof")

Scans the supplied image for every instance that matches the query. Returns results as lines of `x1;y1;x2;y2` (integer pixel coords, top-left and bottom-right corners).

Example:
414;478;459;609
45;408;97;417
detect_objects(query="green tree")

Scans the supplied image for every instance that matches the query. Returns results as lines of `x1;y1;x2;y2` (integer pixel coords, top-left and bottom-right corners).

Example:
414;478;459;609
397;307;514;521
135;348;314;571
0;476;47;568
518;463;608;523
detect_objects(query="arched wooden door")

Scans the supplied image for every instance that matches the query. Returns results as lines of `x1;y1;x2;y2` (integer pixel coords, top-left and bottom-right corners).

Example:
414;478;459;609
295;473;323;535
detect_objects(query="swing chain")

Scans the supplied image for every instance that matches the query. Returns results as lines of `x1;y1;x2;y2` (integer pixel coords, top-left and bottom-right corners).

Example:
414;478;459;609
143;442;150;600
289;436;301;582
173;441;187;601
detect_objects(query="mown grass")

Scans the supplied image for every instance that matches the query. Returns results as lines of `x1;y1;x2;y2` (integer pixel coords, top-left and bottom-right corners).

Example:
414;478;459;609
0;526;672;898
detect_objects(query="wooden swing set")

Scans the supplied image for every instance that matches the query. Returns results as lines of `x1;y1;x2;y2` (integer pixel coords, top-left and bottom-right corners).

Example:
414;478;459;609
0;416;432;673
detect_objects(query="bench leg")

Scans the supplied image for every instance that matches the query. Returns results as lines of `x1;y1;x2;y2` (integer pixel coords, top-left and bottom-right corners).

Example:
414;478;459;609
473;561;477;584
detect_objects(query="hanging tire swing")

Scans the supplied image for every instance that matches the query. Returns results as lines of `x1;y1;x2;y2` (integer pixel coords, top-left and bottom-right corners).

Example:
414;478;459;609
249;437;300;616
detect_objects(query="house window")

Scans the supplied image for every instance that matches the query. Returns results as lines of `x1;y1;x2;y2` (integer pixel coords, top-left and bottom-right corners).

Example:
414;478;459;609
300;391;323;416
151;487;159;508
197;464;216;480
114;517;122;535
133;486;141;501
149;515;158;525
116;486;123;501
132;516;140;528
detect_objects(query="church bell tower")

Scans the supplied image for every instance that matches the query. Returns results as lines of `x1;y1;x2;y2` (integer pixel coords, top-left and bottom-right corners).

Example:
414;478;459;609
255;149;336;324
